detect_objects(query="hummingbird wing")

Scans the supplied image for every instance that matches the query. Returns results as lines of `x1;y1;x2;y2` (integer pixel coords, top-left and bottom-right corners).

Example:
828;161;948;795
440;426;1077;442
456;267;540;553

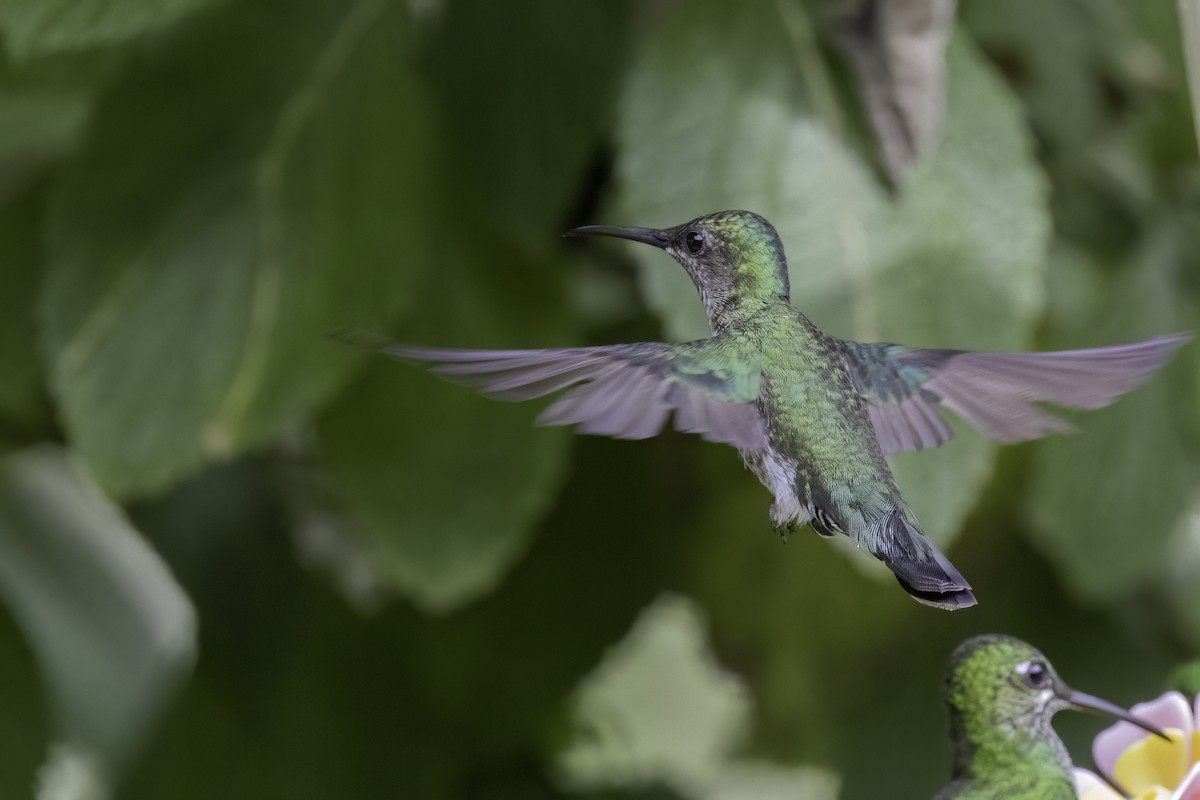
838;334;1188;453
353;335;768;450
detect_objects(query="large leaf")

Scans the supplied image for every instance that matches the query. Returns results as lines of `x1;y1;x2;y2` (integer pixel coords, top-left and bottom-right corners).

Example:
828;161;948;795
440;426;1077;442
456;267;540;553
0;0;213;62
0;447;196;795
424;0;632;245
317;229;574;612
41;0;438;496
1026;236;1197;600
614;0;1049;547
559;593;839;800
559;594;750;793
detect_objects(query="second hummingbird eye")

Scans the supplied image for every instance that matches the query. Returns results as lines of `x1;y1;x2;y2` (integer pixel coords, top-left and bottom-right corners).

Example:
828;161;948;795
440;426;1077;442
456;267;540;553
1020;661;1050;689
684;230;704;255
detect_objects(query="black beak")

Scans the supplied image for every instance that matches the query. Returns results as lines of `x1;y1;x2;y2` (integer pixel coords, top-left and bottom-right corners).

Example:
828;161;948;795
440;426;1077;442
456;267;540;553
1064;689;1171;741
565;225;671;249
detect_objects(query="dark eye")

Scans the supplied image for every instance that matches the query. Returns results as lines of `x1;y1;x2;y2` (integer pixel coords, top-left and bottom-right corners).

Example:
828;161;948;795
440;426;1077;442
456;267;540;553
1022;661;1050;689
684;230;704;255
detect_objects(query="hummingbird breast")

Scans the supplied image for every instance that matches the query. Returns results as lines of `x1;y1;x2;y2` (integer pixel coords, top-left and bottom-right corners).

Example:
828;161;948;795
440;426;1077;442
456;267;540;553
743;309;902;535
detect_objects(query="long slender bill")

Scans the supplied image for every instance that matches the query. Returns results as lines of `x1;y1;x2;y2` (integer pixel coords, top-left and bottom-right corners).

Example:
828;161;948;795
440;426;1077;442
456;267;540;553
565;225;671;248
1065;690;1171;741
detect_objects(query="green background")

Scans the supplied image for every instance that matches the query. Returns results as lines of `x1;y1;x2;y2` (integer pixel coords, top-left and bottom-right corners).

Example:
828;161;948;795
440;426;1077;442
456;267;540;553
0;0;1198;797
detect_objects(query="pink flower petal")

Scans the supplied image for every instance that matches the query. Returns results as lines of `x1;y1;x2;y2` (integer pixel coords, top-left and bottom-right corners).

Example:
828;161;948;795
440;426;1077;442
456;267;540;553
1175;763;1200;800
1094;692;1195;776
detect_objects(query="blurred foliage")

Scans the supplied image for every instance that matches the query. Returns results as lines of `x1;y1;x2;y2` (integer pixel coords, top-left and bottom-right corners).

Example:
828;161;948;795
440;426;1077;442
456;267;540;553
0;0;1199;798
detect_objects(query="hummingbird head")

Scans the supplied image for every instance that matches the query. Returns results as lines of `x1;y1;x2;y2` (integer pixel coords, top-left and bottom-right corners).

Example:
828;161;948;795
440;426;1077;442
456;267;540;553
567;210;790;331
944;634;1166;779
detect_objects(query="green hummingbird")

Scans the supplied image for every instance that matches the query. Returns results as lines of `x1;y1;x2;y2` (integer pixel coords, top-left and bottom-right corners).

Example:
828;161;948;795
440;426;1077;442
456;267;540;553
935;634;1167;800
360;210;1185;610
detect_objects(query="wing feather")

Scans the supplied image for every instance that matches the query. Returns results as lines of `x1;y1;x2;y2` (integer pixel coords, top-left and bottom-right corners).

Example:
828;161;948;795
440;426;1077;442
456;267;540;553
842;334;1188;452
355;337;768;450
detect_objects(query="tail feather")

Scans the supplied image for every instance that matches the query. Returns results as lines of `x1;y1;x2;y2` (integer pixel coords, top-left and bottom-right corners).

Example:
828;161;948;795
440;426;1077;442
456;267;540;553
871;512;976;610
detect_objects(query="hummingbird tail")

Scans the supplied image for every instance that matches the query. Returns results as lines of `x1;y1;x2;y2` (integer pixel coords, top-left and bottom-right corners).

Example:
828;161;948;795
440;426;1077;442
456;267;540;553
872;513;976;611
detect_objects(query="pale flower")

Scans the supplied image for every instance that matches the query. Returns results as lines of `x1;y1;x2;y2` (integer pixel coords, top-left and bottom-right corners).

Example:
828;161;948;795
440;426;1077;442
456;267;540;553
1073;692;1200;800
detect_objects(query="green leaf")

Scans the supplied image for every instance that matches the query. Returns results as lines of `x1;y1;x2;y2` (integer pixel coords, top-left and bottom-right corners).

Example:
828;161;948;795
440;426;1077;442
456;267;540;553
317;233;574;613
614;2;1049;547
0;447;196;793
424;0;632;245
41;0;439;496
558;594;750;793
559;593;838;800
0;0;213;62
1026;235;1197;600
318;367;570;613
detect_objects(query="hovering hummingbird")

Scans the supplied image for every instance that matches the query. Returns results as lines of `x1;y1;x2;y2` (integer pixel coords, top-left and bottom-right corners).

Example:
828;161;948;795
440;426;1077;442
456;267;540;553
934;634;1167;800
357;210;1186;610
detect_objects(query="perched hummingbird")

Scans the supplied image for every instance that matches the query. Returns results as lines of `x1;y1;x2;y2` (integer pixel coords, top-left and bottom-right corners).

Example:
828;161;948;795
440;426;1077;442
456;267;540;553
935;634;1167;800
359;210;1186;610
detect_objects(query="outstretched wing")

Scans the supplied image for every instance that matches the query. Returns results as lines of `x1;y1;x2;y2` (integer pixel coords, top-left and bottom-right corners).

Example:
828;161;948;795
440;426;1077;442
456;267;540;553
839;334;1189;453
349;333;768;450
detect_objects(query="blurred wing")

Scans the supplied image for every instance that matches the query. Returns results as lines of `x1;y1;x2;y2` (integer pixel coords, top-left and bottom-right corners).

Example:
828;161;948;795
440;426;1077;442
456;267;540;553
839;334;1189;453
355;335;767;450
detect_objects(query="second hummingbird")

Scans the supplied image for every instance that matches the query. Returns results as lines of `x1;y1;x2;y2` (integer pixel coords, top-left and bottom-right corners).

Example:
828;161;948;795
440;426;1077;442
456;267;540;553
934;634;1167;799
359;210;1186;610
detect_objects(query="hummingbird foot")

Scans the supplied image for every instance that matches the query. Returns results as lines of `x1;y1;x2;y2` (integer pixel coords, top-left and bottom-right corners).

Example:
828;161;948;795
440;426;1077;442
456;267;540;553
776;521;805;544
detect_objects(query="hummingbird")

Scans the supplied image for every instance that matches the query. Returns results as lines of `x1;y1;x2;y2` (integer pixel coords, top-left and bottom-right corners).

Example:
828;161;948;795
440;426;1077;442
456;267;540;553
356;210;1186;610
934;634;1168;800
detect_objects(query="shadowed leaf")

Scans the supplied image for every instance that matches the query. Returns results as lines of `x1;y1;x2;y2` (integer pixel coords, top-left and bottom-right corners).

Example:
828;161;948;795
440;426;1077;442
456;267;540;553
41;0;438;496
317;231;575;612
425;0;632;244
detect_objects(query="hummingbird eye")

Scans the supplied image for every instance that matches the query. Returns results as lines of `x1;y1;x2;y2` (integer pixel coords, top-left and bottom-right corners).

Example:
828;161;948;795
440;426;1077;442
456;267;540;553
684;230;705;255
1019;661;1050;690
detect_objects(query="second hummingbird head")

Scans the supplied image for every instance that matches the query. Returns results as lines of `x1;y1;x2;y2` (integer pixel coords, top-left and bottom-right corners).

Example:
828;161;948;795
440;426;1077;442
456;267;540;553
568;210;791;331
944;634;1167;776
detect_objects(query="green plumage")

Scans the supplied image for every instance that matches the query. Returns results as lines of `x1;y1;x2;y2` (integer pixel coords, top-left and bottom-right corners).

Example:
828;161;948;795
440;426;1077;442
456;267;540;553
361;209;1185;610
934;635;1164;800
610;211;975;608
935;637;1076;800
